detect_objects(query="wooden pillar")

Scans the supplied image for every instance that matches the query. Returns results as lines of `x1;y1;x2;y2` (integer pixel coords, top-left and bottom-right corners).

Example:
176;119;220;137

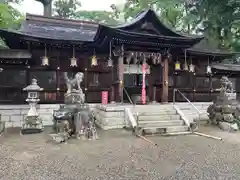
117;45;124;103
148;66;153;103
152;86;156;103
110;65;115;103
161;58;169;103
236;74;240;100
84;57;88;103
193;73;196;102
209;74;213;101
118;56;124;103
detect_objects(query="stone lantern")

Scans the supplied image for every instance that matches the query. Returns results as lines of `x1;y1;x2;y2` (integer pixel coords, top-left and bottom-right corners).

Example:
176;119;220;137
21;79;43;134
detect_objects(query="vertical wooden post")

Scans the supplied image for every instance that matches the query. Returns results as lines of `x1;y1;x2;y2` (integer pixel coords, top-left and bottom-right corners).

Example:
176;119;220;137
161;58;169;103
118;56;124;103
209;74;213;101
193;73;196;102
110;64;115;103
84;57;88;103
117;45;124;103
152;86;156;103
148;65;153;103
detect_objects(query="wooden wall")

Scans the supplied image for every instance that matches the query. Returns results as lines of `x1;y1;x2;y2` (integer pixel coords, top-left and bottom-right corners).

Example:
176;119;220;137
0;48;112;104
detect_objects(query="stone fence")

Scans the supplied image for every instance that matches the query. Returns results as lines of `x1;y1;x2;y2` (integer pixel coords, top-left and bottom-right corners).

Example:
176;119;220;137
0;104;60;129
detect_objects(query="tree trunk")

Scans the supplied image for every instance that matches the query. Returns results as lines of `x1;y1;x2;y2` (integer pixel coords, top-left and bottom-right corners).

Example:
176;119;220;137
35;0;52;17
43;2;52;17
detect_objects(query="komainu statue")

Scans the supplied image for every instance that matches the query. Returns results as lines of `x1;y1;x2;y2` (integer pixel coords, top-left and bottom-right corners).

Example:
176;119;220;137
207;76;240;132
52;72;98;143
63;72;85;104
64;72;84;94
220;76;234;93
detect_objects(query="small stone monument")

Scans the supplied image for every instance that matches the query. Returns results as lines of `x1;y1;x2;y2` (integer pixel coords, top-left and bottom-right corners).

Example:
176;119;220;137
21;79;43;134
207;76;240;131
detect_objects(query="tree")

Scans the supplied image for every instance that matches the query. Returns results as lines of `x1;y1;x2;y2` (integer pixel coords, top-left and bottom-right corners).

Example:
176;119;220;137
0;2;23;29
189;0;240;50
0;1;24;47
53;0;119;25
35;0;53;17
53;0;81;18
73;10;119;25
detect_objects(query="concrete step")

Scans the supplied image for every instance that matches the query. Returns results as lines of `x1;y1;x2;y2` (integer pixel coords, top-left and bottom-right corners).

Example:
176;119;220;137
138;114;181;121
132;109;177;114
135;110;177;116
138;120;184;127
142;125;189;134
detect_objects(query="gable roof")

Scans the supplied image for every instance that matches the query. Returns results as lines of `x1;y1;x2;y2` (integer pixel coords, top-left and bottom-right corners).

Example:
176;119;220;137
113;8;203;39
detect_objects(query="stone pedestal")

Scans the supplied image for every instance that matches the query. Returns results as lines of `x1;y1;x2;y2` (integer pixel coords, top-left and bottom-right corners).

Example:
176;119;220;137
64;91;85;104
207;91;240;131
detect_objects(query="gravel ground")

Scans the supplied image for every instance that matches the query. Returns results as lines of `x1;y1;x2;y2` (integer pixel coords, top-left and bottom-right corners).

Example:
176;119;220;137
1;128;240;180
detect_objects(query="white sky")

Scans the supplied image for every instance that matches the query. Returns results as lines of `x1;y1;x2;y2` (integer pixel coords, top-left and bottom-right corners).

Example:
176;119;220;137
13;0;124;15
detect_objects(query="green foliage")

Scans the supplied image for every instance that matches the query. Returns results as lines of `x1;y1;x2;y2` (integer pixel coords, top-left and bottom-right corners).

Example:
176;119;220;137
53;0;81;18
74;10;119;25
53;0;120;24
0;3;23;29
0;2;24;48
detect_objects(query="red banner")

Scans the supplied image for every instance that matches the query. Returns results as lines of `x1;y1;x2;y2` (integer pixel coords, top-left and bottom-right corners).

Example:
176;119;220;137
101;91;108;104
142;63;146;104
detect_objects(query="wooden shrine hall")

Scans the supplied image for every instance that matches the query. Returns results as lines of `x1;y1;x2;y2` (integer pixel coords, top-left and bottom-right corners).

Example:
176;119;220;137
0;9;236;104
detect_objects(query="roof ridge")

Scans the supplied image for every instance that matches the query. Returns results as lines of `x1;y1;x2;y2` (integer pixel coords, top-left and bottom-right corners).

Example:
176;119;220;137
25;13;98;27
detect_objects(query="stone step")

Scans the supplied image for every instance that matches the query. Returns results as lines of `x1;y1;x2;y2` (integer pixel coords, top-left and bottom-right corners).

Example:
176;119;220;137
138;114;181;121
138;120;184;127
134;111;177;116
132;109;177;114
142;125;189;134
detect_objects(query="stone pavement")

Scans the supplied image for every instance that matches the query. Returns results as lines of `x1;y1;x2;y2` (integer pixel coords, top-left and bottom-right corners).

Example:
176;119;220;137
1;129;240;180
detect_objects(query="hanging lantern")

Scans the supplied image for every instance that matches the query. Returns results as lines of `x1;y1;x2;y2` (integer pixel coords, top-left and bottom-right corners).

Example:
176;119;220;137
70;46;77;67
207;65;212;74
107;58;113;67
157;53;162;64
91;49;98;66
206;57;212;74
107;41;113;67
151;53;157;65
41;44;49;66
183;62;188;71
189;57;195;72
175;61;181;70
133;52;139;64
70;57;77;67
189;64;195;72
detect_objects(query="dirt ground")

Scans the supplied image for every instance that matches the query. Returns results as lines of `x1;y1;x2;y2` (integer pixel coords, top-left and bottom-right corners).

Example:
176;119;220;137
1;126;240;180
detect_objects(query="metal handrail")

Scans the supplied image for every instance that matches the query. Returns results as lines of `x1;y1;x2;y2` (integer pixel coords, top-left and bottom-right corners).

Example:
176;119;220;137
123;87;134;105
123;87;139;132
173;88;202;115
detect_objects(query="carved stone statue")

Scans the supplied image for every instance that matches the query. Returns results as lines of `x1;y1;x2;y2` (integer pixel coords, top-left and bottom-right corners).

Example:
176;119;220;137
207;76;240;131
220;76;234;93
52;72;98;143
64;72;84;94
64;72;85;104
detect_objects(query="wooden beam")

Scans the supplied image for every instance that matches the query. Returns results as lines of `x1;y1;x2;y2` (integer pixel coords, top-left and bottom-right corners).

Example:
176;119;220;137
0;49;32;59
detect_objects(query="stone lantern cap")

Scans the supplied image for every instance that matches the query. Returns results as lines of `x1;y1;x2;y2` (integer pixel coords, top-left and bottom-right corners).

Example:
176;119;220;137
23;78;43;92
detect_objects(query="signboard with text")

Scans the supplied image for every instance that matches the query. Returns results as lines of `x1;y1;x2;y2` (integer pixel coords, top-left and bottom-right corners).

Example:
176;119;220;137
101;91;108;104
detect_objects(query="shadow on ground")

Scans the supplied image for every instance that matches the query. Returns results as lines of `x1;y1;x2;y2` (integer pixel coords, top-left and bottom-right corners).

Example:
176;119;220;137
1;127;240;180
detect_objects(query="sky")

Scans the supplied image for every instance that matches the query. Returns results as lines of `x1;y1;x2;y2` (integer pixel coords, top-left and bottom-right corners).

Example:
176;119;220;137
13;0;124;15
